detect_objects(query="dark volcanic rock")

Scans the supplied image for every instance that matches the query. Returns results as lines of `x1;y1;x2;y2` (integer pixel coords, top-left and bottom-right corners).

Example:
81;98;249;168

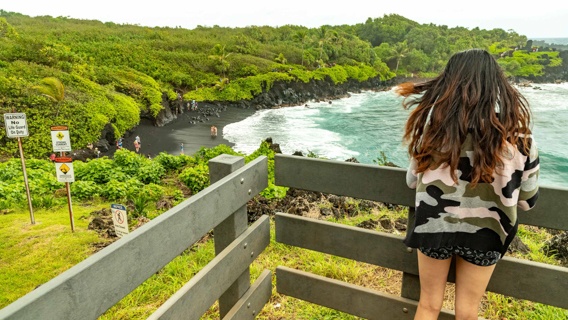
543;231;568;264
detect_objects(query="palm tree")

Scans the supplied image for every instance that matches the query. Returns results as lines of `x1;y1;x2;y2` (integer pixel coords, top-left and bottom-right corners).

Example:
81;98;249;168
33;77;65;117
391;41;409;73
316;26;330;61
293;30;308;66
208;44;232;78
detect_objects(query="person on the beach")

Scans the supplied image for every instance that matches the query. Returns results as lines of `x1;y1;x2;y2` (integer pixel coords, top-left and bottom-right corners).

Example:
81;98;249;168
180;143;184;155
396;49;540;319
134;140;140;153
210;125;217;138
116;138;123;149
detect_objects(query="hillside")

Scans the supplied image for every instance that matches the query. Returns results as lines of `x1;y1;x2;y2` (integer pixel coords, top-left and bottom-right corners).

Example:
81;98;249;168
0;10;564;158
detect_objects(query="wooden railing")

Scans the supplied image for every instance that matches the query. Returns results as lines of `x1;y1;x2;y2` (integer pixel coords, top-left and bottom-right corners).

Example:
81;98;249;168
1;153;566;319
274;154;568;319
0;155;271;320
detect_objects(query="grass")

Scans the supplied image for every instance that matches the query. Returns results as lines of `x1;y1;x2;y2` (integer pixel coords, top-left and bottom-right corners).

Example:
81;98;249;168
0;203;107;307
1;200;567;319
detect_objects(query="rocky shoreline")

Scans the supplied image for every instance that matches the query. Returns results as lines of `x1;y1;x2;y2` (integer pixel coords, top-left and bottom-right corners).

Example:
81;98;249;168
79;75;396;159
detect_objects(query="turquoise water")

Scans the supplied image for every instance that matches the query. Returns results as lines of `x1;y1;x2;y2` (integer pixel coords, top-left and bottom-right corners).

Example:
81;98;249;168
224;83;568;188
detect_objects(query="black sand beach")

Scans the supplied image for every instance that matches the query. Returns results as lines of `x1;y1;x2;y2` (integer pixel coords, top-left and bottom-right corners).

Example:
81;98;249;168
121;105;257;157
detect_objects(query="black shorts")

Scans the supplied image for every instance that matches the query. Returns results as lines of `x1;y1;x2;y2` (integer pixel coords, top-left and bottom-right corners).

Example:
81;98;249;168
419;246;501;266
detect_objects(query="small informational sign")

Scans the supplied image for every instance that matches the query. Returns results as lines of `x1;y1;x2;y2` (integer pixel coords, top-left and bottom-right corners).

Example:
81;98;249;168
50;125;72;152
3;113;28;138
54;157;75;183
111;204;129;238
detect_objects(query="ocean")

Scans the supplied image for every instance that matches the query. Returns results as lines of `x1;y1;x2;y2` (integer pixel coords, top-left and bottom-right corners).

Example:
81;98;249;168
224;83;568;189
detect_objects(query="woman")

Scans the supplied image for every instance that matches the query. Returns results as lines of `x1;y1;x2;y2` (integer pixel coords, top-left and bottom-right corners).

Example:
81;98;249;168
396;49;540;319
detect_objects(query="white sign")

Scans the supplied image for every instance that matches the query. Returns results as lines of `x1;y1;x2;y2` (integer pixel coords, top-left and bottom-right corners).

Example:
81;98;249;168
50;126;72;152
3;113;28;138
111;204;129;238
54;157;75;183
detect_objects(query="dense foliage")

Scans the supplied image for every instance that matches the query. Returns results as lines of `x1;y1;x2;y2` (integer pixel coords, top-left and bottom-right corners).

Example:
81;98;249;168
0;11;563;158
0;142;286;216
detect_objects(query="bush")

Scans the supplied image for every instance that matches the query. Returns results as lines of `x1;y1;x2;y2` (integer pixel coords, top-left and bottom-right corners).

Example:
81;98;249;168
101;178;143;201
154;152;193;172
71;180;102;200
140;183;165;202
74;159;116;184
178;163;210;194
136;162;166;184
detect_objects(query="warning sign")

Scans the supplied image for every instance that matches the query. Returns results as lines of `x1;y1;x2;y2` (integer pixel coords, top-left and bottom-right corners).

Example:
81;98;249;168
4;113;28;138
51;125;72;152
111;204;129;238
54;157;75;183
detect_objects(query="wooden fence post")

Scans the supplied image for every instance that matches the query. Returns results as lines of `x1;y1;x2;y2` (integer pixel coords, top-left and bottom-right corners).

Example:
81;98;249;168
400;207;421;301
209;154;250;318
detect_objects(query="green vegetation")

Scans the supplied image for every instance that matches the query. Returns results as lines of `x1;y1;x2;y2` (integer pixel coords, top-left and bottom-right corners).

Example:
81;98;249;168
0;11;563;159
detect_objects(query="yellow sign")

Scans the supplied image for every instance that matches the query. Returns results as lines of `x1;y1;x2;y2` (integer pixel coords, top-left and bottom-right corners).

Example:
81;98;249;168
59;163;70;174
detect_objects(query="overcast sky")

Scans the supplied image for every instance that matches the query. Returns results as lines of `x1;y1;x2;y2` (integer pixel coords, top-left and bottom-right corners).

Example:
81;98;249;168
1;1;567;38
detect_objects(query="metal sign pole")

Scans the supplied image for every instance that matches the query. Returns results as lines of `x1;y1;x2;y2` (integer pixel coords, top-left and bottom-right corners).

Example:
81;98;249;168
60;151;75;232
65;181;75;232
18;137;35;224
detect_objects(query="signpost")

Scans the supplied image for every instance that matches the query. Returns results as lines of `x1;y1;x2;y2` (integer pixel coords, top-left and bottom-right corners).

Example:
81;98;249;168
3;113;34;224
51;125;75;232
111;204;129;238
54;156;75;232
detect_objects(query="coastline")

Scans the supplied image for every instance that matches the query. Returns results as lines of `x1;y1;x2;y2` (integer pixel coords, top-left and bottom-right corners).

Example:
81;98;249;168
120;105;257;158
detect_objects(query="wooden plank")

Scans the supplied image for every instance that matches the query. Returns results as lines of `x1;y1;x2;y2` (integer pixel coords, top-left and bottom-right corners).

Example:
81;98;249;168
489;257;568;309
276;212;568;309
274;154;568;230
275;212;418;273
518;185;568;231
276;266;457;320
0;156;268;320
223;269;272;320
275;154;414;207
209;154;250;317
149;215;270;319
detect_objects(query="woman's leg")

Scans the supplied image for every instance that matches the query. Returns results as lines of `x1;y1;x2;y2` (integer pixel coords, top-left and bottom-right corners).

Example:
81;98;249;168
415;250;452;320
454;256;496;320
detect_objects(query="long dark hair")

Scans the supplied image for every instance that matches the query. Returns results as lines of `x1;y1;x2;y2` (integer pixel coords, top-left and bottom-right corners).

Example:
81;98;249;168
396;49;532;185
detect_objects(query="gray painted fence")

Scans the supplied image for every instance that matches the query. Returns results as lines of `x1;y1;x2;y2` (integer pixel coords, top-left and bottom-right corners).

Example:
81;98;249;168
0;155;270;320
2;152;565;319
274;154;568;318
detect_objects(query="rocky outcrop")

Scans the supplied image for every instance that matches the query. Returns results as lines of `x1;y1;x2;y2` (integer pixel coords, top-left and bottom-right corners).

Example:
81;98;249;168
527;50;568;83
152;75;394;127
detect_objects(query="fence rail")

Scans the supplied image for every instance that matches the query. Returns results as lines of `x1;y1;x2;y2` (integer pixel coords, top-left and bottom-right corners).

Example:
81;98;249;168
274;154;568;318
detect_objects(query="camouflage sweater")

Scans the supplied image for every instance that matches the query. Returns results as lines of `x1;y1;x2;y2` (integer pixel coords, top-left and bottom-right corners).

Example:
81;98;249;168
404;134;540;255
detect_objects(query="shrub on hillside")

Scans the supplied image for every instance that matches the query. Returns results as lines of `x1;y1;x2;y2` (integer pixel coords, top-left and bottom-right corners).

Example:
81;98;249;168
178;163;209;194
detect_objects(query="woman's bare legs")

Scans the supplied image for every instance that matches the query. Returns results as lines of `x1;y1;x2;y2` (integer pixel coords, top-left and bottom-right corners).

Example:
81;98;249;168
415;251;452;320
454;256;496;320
